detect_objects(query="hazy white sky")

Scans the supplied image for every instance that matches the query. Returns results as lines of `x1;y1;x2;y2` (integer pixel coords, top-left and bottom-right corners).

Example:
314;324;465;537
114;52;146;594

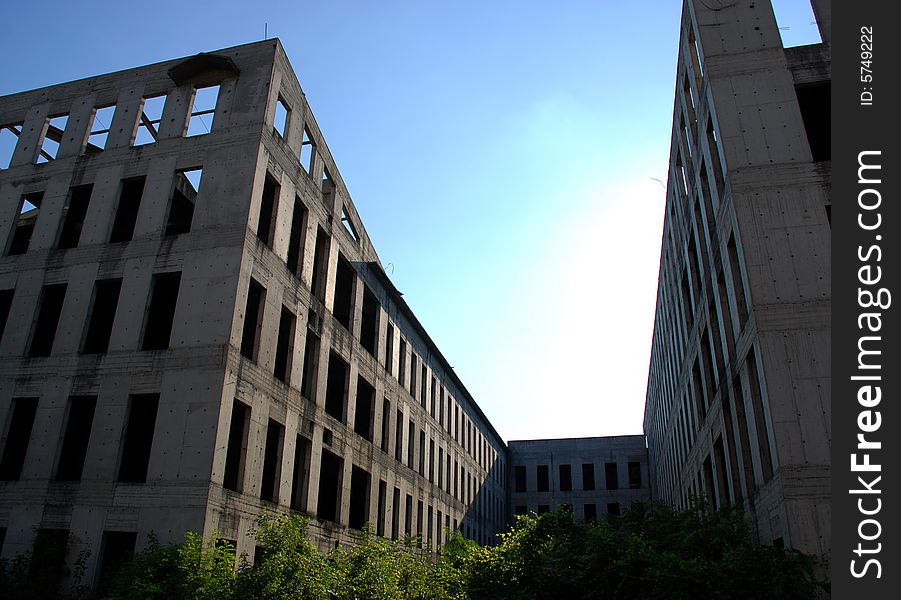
2;1;699;440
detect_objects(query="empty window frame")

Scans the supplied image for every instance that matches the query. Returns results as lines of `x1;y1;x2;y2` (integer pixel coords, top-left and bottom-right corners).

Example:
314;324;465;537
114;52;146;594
186;85;220;137
628;461;642;488
559;464;572;492
380;398;391;452
28;284;67;358
795;81;831;162
223;400;251;492
348;465;371;530
290;434;312;510
36;114;68;163
384;323;394;374
134;95;166;146
300;331;320;401
317;449;343;523
360;285;379;357
325;352;349;422
536;464;549;492
257;176;279;248
117;393;160;483
340;206;360;243
607;502;621;517
604;462;619;490
333;255;355;330
81;278;123;354
514;465;526;492
300;126;315;174
109;178;145;243
84;105;116;153
273;97;289;138
354;376;375;441
0;123;23;168
394;409;404;462
584;504;597;522
260;419;285;503
55;396;97;481
165;168;201;236
0;397;39;480
240;278;265;360
310;228;330;301
286;198;307;277
141;272;181;351
7;192;43;256
273;306;296;383
0;288;13;343
57;184;93;249
376;481;387;536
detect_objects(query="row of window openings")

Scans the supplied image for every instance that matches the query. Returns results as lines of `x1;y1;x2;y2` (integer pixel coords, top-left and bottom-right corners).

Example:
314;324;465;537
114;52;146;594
0;394;159;484
512;462;641;494
0;85;220;169
243;264;500;477
271;96;330;188
0;269;182;359
7;169;201;257
514;502;622;519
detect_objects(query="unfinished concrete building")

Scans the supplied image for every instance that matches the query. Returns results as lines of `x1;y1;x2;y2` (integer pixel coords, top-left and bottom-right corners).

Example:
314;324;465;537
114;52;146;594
0;40;509;586
644;0;830;559
507;436;649;521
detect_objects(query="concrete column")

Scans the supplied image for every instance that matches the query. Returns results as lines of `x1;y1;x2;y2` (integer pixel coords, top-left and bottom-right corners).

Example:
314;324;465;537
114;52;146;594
80;164;125;245
28;174;72;251
10;103;49;167
106;86;144;149
132;155;177;238
57;94;94;158
52;262;98;355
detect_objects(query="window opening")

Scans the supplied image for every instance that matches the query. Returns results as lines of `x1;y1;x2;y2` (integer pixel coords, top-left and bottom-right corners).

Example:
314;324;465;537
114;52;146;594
36;114;68;163
360;285;379;357
391;487;401;539
628;461;642;488
348;465;371;530
0;397;39;480
286;198;307;277
28;284;67;358
223;400;250;492
514;465;526;492
186;84;220;136
117;393;159;483
317;449;343;523
290;435;312;510
607;502;621;516
0;123;23;168
55;396;98;481
82;278;122;354
310;228;330;301
257;176;279;248
7;192;43;256
407;419;415;470
300;331;320;401
770;0;823;47
377;480;387;536
325;352;349;422
605;462;619;490
109;178;145;243
98;532;137;584
85;105;116;153
559;464;572;492
260;419;285;503
381;399;391;452
57;184;93;249
536;464;549;492
239;278;265;360
340;206;360;243
0;288;13;343
300;126;315;174
333;254;354;330
385;323;394;374
273;306;296;383
795;81;831;162
165;168;201;236
584;504;597;522
273;97;289;138
141;272;181;350
354;376;375;441
134;95;166;146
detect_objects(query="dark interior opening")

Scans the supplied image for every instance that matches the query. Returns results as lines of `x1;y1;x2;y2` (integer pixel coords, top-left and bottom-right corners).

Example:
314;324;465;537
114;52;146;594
239;279;264;360
354;376;374;441
300;331;320;400
57;185;93;249
273;306;295;383
260;419;285;503
257;176;278;247
223;400;250;492
28;284;67;357
0;397;39;480
333;255;354;330
117;394;160;483
325;352;349;422
55;395;98;481
287;199;307;277
348;465;371;530
317;449;343;523
82;278;122;354
109;178;145;243
360;285;379;356
795;81;831;162
141;272;181;351
290;434;311;510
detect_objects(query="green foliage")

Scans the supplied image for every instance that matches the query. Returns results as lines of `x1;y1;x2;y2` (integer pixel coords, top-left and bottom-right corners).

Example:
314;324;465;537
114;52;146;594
18;503;821;599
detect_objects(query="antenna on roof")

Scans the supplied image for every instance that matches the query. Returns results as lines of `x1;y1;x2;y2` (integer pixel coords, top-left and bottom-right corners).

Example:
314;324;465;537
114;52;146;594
264;23;268;40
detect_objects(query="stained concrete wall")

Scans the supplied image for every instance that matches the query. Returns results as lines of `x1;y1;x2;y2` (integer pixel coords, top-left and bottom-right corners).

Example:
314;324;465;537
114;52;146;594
0;39;509;589
644;0;830;560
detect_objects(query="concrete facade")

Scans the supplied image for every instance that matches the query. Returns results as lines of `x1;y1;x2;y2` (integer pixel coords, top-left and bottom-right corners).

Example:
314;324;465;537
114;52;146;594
0;40;509;586
508;436;649;521
643;0;830;560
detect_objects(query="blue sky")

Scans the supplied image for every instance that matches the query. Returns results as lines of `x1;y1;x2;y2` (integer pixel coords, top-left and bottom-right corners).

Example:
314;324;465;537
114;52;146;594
2;1;824;440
